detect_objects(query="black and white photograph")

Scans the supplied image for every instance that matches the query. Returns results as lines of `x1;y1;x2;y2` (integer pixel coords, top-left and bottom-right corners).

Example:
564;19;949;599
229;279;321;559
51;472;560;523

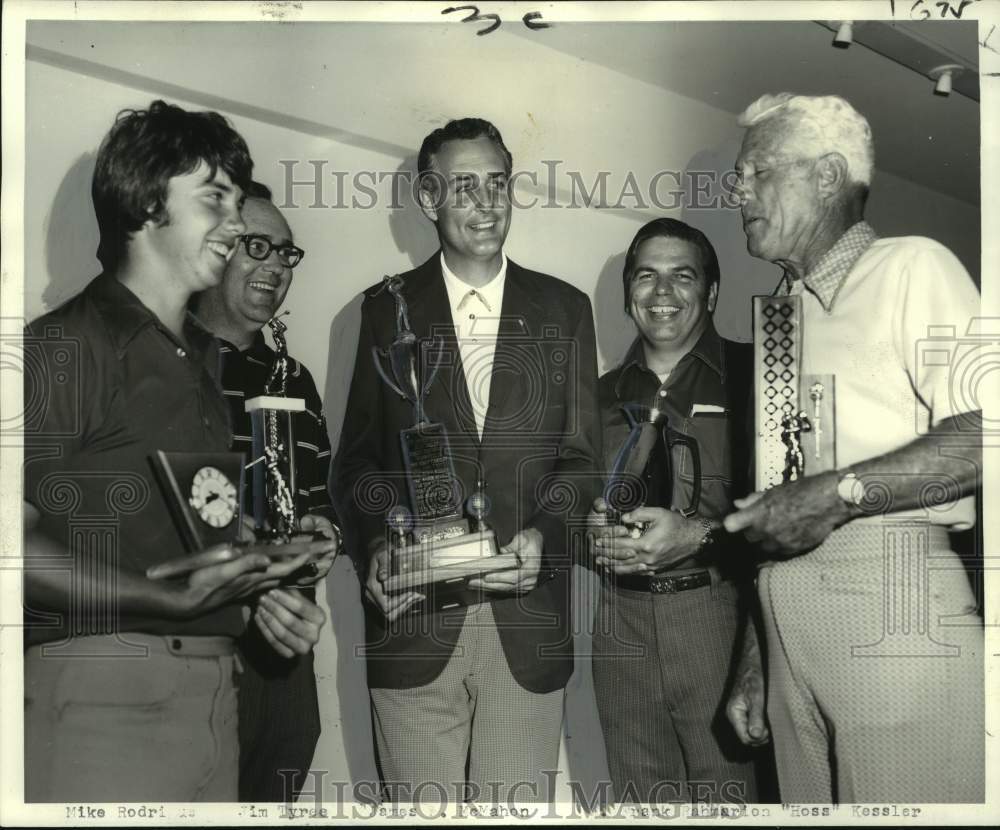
1;0;997;824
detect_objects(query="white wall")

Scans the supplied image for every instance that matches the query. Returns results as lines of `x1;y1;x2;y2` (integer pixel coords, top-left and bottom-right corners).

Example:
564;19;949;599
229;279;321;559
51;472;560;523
23;20;982;800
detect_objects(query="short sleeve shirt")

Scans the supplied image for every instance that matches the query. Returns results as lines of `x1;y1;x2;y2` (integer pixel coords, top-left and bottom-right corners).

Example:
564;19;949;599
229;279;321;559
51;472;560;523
23;273;243;645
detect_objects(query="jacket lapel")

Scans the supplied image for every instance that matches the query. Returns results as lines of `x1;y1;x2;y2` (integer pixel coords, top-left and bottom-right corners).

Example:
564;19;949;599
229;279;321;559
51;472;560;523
403;255;477;439
483;261;544;437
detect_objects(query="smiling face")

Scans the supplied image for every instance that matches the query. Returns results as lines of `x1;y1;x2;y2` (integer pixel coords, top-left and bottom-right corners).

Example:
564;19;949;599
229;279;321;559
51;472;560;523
735;119;824;269
418;136;511;278
627;235;718;356
212;197;295;336
144;161;245;293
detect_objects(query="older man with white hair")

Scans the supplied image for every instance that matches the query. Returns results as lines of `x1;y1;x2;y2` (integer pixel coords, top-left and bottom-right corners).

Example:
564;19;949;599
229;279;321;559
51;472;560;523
723;93;983;803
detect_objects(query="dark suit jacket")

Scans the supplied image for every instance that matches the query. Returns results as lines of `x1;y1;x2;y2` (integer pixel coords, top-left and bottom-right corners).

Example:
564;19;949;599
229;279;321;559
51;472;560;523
334;254;601;692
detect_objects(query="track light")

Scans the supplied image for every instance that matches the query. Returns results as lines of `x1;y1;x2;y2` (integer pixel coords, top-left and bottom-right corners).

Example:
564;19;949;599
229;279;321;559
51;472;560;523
929;64;962;96
833;20;853;48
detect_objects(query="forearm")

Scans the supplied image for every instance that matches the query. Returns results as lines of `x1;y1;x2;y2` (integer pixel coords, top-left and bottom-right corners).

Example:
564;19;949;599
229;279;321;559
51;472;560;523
737;611;764;674
846;411;981;516
24;528;188;621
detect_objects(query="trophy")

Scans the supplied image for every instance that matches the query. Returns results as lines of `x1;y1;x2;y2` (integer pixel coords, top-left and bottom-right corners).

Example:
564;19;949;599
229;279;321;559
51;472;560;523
603;402;701;532
373;275;518;602
147;315;326;581
244;313;305;541
150;450;247;553
753;294;836;490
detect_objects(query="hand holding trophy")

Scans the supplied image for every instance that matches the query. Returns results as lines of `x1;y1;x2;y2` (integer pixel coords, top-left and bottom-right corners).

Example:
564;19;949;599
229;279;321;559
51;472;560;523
148;314;336;584
371;275;518;614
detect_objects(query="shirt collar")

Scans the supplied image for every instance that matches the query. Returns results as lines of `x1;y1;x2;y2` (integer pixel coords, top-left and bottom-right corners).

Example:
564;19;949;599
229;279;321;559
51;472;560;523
440;251;508;315
89;272;213;358
613;321;724;401
213;327;271;358
87;272;159;355
782;221;877;311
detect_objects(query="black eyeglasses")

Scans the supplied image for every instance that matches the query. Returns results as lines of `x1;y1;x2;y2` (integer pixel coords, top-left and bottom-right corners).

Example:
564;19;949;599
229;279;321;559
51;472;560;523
238;234;305;268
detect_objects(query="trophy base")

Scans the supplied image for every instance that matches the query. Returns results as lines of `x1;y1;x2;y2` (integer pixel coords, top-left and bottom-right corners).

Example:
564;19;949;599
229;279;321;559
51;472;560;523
384;530;519;608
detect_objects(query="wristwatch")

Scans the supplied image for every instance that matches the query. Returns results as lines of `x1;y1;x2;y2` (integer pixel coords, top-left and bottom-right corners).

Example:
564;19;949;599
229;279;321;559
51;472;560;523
836;471;866;510
694;516;714;550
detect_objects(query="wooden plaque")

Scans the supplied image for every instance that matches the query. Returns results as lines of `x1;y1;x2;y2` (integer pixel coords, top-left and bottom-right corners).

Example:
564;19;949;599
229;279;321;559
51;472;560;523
753;295;836;490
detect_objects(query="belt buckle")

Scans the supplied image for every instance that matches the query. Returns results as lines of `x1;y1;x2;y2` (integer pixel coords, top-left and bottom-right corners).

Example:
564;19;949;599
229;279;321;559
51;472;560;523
651;577;678;594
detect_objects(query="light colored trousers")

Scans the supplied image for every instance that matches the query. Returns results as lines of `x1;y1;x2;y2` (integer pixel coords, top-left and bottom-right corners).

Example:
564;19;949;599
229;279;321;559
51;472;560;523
25;633;240;802
370;602;564;803
759;522;984;803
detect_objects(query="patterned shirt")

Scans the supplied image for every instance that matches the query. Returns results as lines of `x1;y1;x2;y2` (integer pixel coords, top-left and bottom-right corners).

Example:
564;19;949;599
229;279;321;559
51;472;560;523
778;221;878;310
217;330;334;522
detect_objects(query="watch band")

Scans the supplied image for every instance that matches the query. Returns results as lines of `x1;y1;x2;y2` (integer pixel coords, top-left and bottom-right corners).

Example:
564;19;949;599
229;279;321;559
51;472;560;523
695;516;714;550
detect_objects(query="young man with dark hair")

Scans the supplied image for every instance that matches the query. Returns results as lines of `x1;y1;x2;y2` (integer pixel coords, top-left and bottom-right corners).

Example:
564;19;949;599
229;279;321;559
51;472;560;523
23;100;332;802
336;117;601;802
193;182;340;802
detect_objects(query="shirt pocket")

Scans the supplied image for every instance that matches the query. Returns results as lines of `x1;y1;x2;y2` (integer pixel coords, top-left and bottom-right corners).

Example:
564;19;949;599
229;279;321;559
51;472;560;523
674;412;733;517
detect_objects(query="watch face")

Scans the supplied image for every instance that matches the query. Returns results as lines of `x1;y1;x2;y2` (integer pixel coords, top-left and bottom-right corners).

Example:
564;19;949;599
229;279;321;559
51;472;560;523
188;466;238;529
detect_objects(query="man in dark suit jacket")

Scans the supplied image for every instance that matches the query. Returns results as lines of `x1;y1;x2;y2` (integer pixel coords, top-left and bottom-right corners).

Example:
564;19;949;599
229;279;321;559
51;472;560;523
335;118;600;803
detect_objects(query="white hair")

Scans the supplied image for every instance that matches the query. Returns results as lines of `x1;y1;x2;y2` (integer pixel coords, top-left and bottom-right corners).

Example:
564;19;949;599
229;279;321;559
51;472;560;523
738;93;874;186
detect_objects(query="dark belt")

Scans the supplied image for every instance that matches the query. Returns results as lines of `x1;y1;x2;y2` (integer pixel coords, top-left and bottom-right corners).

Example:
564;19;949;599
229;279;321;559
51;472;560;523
611;569;712;594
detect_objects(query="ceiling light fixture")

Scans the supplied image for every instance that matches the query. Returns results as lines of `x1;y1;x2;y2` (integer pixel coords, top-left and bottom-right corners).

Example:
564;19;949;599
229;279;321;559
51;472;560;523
833;20;853;48
928;64;962;96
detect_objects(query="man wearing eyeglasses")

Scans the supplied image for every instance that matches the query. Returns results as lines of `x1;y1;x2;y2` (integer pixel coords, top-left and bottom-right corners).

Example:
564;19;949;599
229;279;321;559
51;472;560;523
723;93;983;803
193;181;340;802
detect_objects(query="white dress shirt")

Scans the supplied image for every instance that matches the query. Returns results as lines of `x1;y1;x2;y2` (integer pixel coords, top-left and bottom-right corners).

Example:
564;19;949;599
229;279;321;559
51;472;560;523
440;252;508;438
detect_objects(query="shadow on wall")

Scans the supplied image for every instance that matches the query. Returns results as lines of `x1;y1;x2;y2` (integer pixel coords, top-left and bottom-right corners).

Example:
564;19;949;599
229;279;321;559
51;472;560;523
319;289;377;786
681;140;782;344
387;154;438;270
593;251;634;374
315;154;437;787
43;152;101;313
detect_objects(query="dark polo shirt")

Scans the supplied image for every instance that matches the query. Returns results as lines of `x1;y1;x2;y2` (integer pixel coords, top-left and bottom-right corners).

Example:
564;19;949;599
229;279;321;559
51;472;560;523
598;323;753;571
23;273;244;645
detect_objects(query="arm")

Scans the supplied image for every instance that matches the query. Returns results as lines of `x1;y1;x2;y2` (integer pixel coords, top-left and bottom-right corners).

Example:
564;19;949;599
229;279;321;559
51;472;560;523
291;363;342;583
723;410;981;557
726;617;770;746
23;500;326;621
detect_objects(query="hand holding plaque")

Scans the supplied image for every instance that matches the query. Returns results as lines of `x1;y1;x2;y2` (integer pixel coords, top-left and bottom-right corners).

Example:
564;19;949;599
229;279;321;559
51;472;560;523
372;275;517;609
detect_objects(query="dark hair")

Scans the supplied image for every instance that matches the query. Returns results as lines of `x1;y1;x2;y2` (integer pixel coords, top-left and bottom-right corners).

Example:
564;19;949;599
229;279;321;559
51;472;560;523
416;117;512;192
244;180;273;201
92;99;253;271
621;218;721;312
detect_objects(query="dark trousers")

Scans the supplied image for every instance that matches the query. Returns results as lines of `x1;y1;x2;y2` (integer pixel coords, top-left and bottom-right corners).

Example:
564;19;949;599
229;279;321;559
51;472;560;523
237;623;321;802
592;574;758;804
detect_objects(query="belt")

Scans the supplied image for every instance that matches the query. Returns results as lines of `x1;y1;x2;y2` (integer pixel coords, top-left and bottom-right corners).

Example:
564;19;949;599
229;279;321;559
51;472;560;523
611;569;711;594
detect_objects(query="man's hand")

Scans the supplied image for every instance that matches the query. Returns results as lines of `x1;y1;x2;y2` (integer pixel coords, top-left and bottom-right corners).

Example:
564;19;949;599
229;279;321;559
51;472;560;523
726;629;770;747
597;509;703;574
290;513;341;585
254;588;326;658
364;540;424;621
468;528;543;593
588;497;703;574
723;471;852;559
159;537;334;619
